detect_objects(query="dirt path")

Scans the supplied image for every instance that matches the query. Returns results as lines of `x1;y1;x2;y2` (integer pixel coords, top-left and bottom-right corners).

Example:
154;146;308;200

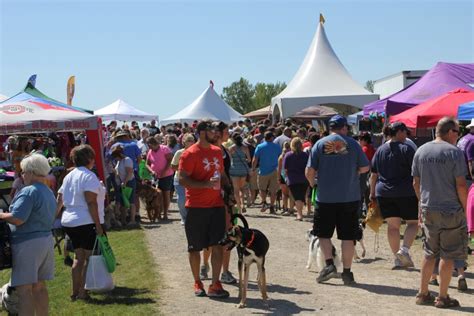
144;203;474;315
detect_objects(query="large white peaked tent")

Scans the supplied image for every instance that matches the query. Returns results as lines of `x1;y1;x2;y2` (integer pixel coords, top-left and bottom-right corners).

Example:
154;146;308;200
94;99;158;121
161;82;243;124
271;15;378;120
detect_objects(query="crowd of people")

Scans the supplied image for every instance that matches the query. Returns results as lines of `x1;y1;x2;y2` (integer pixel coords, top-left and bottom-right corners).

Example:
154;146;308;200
0;114;473;313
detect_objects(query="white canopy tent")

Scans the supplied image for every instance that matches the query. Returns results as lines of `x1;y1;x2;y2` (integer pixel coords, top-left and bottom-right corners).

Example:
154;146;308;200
271;16;378;120
161;82;243;125
94;99;158;121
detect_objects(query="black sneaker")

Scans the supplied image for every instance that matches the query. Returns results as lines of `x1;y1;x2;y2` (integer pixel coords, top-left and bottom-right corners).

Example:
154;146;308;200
269;206;276;214
316;264;337;283
341;271;356;286
64;256;73;267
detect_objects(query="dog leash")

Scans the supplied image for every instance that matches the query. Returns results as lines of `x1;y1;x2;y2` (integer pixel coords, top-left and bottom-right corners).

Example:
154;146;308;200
373;233;380;253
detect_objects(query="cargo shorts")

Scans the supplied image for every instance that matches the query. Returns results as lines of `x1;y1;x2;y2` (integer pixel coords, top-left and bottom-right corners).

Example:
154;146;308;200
421;209;468;260
257;170;279;194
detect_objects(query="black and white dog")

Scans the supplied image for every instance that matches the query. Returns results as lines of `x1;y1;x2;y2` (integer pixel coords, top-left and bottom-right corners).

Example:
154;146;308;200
219;214;270;308
354;222;367;260
305;230;342;271
305;223;366;271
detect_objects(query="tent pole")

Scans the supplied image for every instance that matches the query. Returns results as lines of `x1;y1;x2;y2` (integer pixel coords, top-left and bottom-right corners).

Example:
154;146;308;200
86;118;106;182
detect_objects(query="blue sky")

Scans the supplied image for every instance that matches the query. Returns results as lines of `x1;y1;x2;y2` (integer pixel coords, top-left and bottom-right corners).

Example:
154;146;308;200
0;0;472;120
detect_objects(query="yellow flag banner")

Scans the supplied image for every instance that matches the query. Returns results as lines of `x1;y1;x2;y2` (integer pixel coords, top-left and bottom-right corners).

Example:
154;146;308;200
319;13;325;24
67;76;75;106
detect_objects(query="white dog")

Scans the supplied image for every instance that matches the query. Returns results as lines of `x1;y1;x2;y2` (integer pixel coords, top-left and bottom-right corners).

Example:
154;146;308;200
1;283;18;315
305;225;367;271
305;230;342;271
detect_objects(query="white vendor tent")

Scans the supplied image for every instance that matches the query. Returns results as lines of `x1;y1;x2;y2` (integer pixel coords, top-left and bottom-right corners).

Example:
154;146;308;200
161;82;243;125
271;15;378;120
94;99;158;121
348;110;364;125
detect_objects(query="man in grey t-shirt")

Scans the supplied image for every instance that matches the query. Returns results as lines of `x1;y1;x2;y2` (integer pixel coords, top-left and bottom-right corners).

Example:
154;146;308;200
273;127;292;148
412;117;468;308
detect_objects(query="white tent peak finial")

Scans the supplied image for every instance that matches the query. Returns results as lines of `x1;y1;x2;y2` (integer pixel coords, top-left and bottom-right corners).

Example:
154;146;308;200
210;80;214;89
319;13;325;24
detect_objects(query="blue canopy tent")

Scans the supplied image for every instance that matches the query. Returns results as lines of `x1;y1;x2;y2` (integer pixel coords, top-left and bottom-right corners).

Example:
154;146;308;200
457;101;474;120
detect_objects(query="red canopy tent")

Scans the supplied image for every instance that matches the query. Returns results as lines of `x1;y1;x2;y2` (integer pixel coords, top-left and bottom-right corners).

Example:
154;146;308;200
0;84;106;181
389;89;474;129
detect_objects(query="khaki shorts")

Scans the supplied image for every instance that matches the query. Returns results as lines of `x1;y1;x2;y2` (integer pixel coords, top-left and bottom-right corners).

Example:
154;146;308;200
249;171;258;191
421;209;468;260
257;170;279;194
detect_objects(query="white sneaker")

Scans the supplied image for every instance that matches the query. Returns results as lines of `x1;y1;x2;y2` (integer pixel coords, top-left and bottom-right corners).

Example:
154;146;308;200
392;258;403;269
396;250;414;268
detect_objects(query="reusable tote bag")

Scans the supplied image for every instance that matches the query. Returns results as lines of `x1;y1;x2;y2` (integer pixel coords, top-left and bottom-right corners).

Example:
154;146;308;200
97;235;116;273
85;238;114;293
121;186;133;208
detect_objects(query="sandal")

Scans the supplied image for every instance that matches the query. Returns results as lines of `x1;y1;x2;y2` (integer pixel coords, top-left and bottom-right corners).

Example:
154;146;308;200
434;295;460;308
260;203;268;213
415;292;435;305
428;278;439;286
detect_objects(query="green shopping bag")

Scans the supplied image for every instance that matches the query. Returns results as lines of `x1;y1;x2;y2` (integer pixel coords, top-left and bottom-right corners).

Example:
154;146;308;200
97;235;116;273
121;186;133;208
311;186;318;206
139;160;153;181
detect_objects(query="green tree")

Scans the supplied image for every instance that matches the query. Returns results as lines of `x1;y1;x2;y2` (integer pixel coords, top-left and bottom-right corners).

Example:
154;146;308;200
254;81;287;110
221;77;255;114
365;80;375;93
222;79;287;114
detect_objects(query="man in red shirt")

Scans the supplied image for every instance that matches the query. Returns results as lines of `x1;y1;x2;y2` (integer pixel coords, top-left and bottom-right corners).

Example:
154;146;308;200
179;120;229;298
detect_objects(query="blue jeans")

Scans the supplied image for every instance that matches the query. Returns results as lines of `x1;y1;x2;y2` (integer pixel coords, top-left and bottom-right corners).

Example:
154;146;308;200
175;184;187;223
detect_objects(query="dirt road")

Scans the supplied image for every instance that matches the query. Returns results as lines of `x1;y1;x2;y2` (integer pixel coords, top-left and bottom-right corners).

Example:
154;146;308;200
144;204;474;315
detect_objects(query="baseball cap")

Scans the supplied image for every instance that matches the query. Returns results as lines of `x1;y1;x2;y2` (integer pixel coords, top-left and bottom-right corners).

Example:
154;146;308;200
390;122;409;134
211;121;228;132
466;118;474;128
196;120;215;133
328;115;348;128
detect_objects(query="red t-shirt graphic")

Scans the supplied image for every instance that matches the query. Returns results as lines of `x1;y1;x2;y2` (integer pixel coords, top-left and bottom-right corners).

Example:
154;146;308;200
179;143;224;208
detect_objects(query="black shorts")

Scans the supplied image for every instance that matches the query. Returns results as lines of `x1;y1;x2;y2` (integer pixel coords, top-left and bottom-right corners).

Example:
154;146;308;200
185;207;226;252
313;201;359;240
63;224;98;251
289;182;309;202
158;175;174;191
377;196;418;220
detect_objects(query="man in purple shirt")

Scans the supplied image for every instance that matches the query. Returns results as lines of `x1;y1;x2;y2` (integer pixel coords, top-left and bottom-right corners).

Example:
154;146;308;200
457;119;474;184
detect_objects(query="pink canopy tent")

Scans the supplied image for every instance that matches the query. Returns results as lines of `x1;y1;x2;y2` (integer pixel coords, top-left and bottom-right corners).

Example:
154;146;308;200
0;97;105;181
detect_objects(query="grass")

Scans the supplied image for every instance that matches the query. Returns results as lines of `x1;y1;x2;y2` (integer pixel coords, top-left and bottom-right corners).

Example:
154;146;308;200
0;229;160;315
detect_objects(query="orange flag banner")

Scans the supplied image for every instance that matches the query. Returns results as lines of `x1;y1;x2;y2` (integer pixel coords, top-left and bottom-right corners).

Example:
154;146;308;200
67;76;75;106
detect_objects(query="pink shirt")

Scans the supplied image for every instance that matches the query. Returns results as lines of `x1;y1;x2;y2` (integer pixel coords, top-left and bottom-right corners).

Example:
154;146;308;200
467;184;474;233
147;145;174;178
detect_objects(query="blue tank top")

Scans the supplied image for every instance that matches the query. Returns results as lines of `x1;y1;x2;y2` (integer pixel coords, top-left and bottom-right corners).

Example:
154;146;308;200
229;147;248;177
